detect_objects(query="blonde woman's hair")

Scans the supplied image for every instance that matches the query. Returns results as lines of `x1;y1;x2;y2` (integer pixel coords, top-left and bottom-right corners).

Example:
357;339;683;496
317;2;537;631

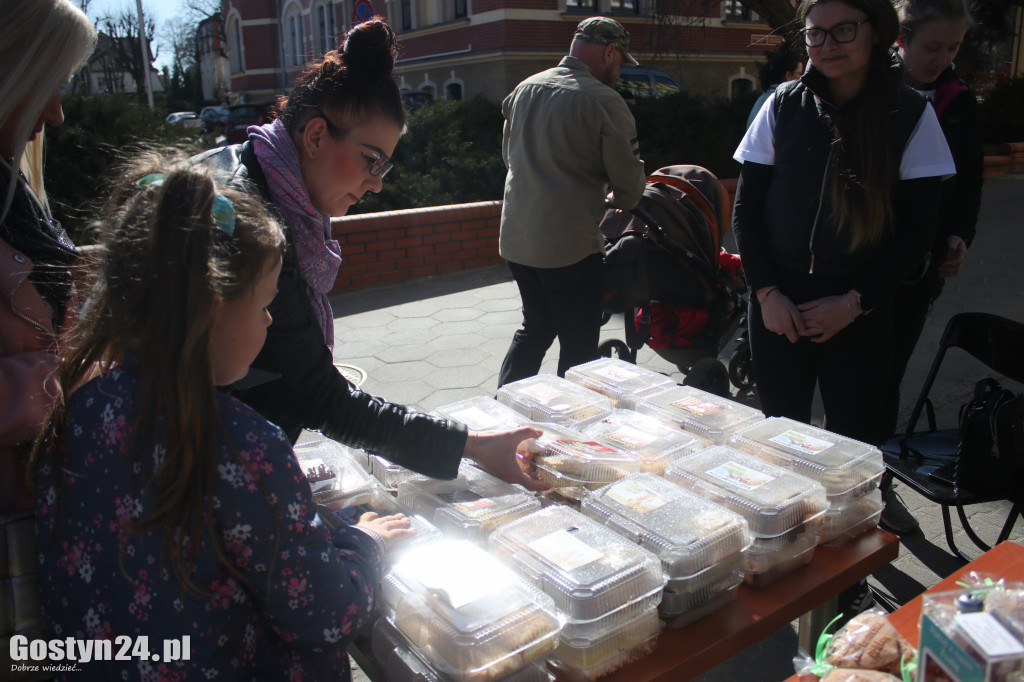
1;0;96;220
898;0;974;38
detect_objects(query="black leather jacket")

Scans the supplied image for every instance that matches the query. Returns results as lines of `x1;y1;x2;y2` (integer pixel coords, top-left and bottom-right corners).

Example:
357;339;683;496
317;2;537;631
193;142;467;479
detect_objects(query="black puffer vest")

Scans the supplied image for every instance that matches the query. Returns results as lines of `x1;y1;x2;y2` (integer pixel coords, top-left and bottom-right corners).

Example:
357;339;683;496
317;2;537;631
764;62;928;277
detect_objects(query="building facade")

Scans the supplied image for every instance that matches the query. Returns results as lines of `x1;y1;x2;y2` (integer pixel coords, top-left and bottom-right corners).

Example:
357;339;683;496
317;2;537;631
222;0;781;104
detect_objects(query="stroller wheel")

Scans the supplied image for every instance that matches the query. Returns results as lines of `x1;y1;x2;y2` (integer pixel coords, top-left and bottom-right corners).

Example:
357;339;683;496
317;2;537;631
728;340;755;391
598;339;636;363
683;357;730;396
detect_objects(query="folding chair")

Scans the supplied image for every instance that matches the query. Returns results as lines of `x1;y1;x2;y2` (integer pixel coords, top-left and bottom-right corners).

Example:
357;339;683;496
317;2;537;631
881;312;1024;562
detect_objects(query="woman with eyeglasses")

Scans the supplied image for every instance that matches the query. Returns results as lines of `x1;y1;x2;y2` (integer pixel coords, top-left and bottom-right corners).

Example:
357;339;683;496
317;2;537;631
732;0;954;450
197;18;545;490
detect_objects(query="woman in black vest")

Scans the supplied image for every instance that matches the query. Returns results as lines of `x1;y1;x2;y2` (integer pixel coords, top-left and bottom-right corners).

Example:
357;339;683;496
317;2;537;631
732;0;954;449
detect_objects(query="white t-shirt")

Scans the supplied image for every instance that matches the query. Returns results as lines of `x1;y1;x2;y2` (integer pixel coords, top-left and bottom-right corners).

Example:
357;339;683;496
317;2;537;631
734;91;956;180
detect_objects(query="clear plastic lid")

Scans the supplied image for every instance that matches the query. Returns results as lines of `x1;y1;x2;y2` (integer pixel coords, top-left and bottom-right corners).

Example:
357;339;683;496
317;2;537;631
581;473;750;580
382;540;561;681
432;396;528;432
574;410;706;475
321;489;443;564
819;487;883;544
497;375;613;424
488;505;665;622
294;439;381;509
635;385;765;444
728;417;885;497
564;357;676;409
396;464;542;544
516;423;642;491
366;453;419;492
550;606;662;681
664;446;827;538
371;618;554;682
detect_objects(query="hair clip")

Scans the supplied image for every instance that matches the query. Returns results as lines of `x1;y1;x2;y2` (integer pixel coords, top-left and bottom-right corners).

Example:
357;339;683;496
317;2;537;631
211;192;236;236
137;173;165;189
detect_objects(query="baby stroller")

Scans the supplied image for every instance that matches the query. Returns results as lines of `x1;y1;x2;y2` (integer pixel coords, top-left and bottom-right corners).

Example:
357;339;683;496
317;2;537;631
600;165;753;396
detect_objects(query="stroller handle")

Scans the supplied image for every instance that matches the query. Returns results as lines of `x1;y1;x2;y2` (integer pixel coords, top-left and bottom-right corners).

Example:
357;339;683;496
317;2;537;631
604;198;661;233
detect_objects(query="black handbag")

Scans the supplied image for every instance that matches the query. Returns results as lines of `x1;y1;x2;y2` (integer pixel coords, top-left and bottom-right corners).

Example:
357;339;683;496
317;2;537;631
955;378;1024;492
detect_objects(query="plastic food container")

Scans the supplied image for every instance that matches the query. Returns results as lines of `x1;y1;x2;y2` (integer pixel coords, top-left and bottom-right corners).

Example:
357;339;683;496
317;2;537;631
319;489;443;565
663;446;828;539
381;539;562;682
396;464;542;545
573;410;706;475
818;487;883;546
370;618;554;682
516;423;642;496
743;531;817;587
580;473;750;583
661;582;740;630
364;453;419;491
432;396;528;432
564;357;676;409
497;375;613;424
489;506;665;626
728;418;884;503
294;439;381;509
659;557;743;617
549;606;662;682
635;385;765;445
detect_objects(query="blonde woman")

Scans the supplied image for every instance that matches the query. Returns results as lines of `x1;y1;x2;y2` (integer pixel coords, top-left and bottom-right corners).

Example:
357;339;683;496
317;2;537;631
1;0;95;674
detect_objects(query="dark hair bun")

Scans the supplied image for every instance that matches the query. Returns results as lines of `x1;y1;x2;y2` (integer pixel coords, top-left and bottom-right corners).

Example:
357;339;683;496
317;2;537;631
341;18;398;78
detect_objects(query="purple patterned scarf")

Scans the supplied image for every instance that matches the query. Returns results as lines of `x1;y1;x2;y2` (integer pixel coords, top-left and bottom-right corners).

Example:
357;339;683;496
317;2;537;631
250;119;341;350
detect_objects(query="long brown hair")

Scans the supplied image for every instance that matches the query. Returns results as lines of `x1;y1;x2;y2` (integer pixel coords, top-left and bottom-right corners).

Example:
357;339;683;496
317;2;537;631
798;0;901;250
31;151;286;593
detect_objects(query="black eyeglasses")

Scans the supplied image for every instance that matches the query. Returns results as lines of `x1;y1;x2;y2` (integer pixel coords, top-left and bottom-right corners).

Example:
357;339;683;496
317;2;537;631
800;19;870;47
314;109;394;178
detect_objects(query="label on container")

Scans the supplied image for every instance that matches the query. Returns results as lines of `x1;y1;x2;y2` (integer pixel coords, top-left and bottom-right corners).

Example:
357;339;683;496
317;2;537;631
706;460;775;491
671;396;724;417
519;383;568;404
416;561;501;610
528;529;604;572
591;365;641;382
448;405;502;430
556;439;619;459
601;425;659;451
954;612;1024;658
606;479;668;514
768;429;835;455
437;490;499;518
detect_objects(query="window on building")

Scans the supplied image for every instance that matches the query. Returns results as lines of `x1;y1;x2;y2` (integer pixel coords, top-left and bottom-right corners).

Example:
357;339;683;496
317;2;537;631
401;0;412;30
610;0;638;12
445;81;463;100
731;76;755;99
566;0;598;10
454;0;467;18
316;3;337;54
228;15;244;73
723;0;756;21
285;6;305;67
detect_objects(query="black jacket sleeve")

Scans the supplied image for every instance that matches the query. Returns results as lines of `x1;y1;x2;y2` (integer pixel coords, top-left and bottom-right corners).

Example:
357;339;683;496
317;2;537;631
941;89;984;247
731;161;777;292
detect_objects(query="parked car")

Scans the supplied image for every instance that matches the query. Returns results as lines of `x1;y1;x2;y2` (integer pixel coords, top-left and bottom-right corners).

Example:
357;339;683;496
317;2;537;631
402;90;433;112
200;105;230;133
223;102;275;143
165;111;202;128
615;67;684;101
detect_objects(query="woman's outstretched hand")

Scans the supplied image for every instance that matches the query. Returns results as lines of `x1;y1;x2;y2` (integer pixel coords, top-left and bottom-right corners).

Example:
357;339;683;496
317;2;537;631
464;427;548;491
757;286;806;343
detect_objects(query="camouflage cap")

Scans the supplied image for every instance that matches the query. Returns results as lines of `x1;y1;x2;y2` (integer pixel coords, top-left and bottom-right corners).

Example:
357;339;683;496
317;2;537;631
574;16;639;66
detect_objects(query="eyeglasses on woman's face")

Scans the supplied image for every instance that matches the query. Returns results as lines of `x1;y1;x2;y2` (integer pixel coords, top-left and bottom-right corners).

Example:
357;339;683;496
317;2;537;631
314;109;394;178
800;19;870;47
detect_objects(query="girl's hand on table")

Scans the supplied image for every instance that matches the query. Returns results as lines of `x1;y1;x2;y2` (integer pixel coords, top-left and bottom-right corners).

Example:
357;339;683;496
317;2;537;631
465;427;548;491
797;291;862;343
356;512;416;548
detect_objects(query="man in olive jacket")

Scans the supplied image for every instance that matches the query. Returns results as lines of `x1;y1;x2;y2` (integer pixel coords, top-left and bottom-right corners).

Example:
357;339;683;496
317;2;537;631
497;17;646;388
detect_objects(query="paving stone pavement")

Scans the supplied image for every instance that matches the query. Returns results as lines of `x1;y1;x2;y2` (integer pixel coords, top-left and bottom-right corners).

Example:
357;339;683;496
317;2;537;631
332;175;1024;681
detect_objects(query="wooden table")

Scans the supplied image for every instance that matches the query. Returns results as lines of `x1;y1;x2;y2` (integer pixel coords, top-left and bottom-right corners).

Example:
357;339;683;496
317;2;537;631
583;528;900;682
784;540;1024;682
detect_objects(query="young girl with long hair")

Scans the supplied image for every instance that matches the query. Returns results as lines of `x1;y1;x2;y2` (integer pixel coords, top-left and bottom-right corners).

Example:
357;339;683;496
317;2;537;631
32;155;413;680
878;0;983;533
732;0;955;446
196;17;544;492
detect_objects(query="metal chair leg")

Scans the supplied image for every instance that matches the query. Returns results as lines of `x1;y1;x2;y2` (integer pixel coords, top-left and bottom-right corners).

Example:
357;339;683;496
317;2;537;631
942;505;974;563
996;503;1022;544
956;502;993;555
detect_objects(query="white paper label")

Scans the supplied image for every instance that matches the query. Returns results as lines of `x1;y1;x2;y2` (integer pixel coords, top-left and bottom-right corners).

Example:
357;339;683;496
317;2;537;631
528;529;604;572
602;425;659;450
592;365;640;382
519;383;567;404
437;490;499;519
954;612;1024;658
671;396;724;417
416;560;500;610
706;460;775;491
768;429;835;455
450;406;500;430
606;479;668;513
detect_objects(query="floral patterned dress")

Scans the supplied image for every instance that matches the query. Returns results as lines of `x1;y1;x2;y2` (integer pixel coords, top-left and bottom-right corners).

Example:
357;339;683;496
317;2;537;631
34;366;382;681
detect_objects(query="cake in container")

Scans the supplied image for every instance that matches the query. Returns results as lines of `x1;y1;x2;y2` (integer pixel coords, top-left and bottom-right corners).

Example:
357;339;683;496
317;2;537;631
516;423;641;495
574;410;706;475
818;487;883;546
564;357;675;409
497;375;612;424
548;605;662;681
635;385;764;445
294;438;381;510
